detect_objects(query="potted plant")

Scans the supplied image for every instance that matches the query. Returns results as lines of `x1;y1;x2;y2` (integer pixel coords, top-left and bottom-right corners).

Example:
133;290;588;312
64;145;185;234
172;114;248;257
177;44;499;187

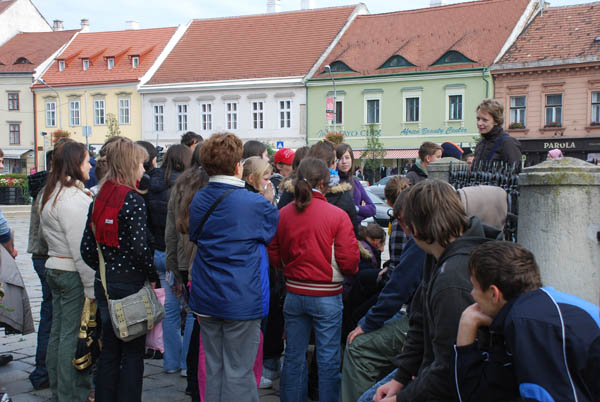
544;121;562;128
0;174;29;205
590;121;600;126
325;131;345;145
509;122;524;129
52;129;71;145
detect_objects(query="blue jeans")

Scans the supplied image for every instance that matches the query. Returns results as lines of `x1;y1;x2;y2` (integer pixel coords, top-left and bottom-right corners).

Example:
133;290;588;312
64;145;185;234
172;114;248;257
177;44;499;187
29;257;52;388
280;293;343;402
95;279;146;402
357;369;397;402
154;249;185;371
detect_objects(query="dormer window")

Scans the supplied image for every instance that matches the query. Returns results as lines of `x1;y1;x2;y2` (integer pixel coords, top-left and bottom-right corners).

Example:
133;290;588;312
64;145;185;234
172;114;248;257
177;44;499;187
132;56;139;69
83;59;89;71
324;61;355;73
379;55;414;69
14;57;32;65
58;60;65;71
107;57;115;70
432;50;476;66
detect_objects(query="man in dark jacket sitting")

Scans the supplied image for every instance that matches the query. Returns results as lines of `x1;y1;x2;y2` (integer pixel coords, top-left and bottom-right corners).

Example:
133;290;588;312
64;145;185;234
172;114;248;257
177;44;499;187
373;179;501;402
454;241;600;402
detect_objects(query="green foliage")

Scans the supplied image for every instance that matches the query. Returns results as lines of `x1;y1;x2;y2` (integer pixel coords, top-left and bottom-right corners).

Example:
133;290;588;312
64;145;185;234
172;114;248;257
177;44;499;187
106;113;121;139
0;174;27;189
360;124;385;179
266;144;276;157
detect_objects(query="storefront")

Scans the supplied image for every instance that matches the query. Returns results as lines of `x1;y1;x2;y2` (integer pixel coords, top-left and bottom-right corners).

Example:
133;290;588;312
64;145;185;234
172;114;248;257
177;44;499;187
519;137;600;166
0;148;34;174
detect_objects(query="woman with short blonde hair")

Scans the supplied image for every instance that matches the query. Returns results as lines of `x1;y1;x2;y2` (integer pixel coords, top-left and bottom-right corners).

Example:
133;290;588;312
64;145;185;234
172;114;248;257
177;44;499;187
80;137;155;402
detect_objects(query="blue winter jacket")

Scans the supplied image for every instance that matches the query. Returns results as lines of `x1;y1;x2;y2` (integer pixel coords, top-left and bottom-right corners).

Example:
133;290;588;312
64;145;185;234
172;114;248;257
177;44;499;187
454;287;600;402
188;176;279;320
0;209;10;243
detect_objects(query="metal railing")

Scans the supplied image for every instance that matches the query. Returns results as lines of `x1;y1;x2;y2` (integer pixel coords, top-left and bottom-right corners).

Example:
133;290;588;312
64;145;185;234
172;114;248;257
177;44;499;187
449;161;520;242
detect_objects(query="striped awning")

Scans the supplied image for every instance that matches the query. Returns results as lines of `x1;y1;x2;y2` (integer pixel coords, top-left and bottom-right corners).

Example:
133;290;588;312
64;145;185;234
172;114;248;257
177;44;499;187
353;149;418;160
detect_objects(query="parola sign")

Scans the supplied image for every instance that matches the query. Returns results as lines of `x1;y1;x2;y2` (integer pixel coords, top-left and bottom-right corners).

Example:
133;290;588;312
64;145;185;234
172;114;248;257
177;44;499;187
543;141;576;149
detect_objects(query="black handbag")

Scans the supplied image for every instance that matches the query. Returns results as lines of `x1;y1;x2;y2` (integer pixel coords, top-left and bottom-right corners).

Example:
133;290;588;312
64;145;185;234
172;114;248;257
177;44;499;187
72;297;102;371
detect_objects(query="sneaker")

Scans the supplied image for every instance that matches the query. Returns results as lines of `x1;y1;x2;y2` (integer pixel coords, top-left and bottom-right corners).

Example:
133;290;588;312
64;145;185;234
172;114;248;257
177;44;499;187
165;368;179;374
258;376;273;389
180;369;187;377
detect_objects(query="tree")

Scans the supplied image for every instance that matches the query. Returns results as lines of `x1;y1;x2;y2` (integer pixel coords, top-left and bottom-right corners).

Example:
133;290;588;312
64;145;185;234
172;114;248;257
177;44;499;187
360;124;385;182
106;113;121;139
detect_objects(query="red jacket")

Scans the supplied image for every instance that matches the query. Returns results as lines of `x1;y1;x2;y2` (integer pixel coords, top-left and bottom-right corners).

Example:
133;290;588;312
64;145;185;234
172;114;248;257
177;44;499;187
268;191;359;296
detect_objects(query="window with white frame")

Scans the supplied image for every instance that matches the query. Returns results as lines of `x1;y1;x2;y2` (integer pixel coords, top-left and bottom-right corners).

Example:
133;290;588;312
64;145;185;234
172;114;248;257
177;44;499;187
119;98;130;125
405;96;420;122
226;102;238;130
509;96;526;127
177;103;188;131
279;99;292;128
94;99;105;125
70;100;80;126
132;56;139;69
46;101;56;127
107;57;115;70
365;97;380;125
200;103;212;131
591;92;600;124
58;60;65;71
252;101;264;129
153;104;164;131
448;95;463;121
83;59;89;71
8;92;19;110
545;94;562;126
9;123;20;145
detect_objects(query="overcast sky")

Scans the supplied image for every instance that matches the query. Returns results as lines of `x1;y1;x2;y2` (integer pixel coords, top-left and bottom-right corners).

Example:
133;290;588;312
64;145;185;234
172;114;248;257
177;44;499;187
34;0;597;32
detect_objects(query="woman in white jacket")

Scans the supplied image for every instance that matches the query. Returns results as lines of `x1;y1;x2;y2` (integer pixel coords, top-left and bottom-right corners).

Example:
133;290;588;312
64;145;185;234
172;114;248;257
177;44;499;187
40;140;94;402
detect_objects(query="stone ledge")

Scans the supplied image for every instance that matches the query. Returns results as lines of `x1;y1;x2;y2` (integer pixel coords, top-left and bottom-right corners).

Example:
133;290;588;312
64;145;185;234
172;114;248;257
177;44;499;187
519;157;600;186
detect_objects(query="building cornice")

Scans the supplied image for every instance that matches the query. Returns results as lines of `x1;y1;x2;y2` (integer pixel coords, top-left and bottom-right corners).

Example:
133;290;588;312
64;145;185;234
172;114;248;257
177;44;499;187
138;76;305;93
32;82;138;93
492;57;600;73
306;69;486;87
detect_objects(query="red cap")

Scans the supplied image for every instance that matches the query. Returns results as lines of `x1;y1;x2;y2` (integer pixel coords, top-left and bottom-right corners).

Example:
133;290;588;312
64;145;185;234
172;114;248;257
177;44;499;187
274;148;294;165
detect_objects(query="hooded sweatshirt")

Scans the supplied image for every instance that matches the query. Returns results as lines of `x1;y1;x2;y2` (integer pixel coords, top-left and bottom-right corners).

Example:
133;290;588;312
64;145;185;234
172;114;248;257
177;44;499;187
393;216;502;402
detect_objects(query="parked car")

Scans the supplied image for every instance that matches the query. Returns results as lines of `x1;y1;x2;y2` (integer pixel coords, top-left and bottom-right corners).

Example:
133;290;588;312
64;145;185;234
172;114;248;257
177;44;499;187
364;188;393;227
367;175;397;199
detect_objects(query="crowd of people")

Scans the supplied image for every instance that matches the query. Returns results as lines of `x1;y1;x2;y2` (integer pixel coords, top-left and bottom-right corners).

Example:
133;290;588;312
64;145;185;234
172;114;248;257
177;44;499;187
0;98;599;402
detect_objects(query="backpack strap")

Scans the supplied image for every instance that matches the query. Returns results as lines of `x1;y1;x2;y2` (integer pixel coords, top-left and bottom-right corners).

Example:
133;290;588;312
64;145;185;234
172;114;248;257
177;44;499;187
487;134;510;163
193;188;237;239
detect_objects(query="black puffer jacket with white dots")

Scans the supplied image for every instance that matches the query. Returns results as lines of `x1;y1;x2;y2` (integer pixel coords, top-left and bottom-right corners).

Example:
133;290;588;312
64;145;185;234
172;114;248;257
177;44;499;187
81;191;156;284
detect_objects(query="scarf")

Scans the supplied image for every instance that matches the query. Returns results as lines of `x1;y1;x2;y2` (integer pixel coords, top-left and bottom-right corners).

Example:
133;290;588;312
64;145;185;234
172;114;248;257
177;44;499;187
415;159;428;175
91;180;132;248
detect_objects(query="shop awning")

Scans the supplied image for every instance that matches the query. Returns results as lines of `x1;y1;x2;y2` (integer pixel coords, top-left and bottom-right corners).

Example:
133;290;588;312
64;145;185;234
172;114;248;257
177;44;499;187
353;149;418;160
1;148;31;159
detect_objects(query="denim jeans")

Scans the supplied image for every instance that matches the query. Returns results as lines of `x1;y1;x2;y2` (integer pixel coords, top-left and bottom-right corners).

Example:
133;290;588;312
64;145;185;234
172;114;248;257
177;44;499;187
154;249;185;371
95;279;146;402
29;257;52;388
357;369;397;402
280;292;343;402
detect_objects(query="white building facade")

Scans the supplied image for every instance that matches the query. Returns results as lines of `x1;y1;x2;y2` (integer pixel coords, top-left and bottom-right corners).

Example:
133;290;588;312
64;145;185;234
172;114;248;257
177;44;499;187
0;0;51;46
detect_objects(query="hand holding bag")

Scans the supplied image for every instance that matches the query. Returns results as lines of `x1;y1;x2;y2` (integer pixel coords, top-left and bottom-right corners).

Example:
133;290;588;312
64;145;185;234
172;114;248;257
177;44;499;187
92;224;165;342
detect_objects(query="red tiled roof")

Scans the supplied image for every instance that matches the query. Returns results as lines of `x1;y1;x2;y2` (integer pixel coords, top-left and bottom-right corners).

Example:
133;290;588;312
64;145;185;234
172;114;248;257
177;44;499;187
36;27;177;87
315;0;530;77
0;0;16;15
498;3;600;65
0;30;78;73
147;5;358;85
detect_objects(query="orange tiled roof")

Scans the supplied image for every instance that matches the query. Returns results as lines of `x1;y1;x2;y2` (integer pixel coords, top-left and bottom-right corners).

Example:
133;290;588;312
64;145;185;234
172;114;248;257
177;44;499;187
0;0;16;15
314;0;530;78
0;30;78;73
36;27;177;87
147;5;358;85
497;2;600;66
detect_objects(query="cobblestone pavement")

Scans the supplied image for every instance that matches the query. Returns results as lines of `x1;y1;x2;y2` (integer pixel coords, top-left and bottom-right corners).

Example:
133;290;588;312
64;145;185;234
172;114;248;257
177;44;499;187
0;216;280;402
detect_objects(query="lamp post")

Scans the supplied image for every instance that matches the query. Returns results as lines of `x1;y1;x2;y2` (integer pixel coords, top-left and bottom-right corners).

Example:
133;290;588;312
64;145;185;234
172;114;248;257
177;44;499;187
325;64;337;134
36;78;62;130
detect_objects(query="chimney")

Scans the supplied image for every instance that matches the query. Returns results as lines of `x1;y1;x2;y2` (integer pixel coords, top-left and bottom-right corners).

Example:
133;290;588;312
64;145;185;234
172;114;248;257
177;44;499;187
52;20;64;31
301;0;315;9
125;20;140;30
267;0;281;13
430;0;442;6
80;18;90;32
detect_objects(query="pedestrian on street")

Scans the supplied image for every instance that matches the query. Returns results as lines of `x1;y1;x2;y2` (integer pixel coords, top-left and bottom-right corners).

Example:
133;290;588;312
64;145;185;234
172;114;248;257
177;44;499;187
188;133;279;402
336;143;376;223
269;157;359;402
39;141;95;402
80;138;155;402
